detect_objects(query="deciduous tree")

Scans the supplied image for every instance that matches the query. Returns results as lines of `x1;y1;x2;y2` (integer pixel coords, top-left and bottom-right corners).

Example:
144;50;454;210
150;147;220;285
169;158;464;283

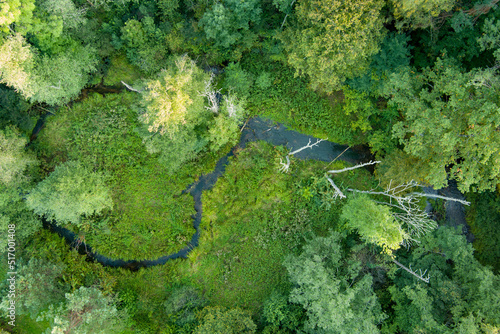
383;58;500;192
38;286;127;334
283;230;386;333
26;161;113;226
280;0;386;92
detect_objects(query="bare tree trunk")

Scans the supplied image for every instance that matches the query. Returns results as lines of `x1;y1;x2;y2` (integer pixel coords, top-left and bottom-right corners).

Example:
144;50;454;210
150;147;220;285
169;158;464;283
393;259;430;283
279;138;326;173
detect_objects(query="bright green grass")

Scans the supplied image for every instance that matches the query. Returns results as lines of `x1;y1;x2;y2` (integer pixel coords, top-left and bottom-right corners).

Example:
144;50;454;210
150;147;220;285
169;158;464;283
33;92;200;260
176;141;376;314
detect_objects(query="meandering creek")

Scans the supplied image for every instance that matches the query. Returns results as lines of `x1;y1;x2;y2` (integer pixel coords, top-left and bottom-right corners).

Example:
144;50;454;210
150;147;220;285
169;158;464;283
33;96;468;271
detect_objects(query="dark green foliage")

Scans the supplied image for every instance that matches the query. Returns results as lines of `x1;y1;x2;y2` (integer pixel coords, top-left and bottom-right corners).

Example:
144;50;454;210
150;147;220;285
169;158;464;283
261;292;305;333
283;230;387;333
199;0;261;49
120;17;168;74
385;226;500;333
0;258;67;318
466;191;500;273
164;285;206;328
0;85;33;132
223;62;254;98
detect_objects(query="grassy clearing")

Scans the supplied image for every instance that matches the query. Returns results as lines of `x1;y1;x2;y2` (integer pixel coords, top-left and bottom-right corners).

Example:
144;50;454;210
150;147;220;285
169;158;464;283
33;92;203;260
177;141;376;315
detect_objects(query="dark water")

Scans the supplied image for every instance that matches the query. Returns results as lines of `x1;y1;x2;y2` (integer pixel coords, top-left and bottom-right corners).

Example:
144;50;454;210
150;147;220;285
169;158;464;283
32;114;468;270
35;116;366;270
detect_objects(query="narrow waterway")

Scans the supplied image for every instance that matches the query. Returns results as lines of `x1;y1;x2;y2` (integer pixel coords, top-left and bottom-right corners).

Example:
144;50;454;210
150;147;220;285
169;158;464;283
32;95;469;271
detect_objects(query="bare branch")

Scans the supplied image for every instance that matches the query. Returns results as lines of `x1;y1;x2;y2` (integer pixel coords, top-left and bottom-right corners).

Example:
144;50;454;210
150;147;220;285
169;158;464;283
279;138;326;173
410;192;470;206
327;160;381;174
393;259;430;283
279;155;291;173
289;138;326;156
198;73;220;114
121;81;143;93
325;176;346;199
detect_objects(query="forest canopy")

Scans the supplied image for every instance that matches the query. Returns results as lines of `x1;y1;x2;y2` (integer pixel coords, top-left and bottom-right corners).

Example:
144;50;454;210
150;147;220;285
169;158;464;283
0;0;499;333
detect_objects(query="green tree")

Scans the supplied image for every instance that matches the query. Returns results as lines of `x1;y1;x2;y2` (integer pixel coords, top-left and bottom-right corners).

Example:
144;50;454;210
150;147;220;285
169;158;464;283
0;33;34;98
261;292;305;333
280;0;386;93
38;286;128;334
391;0;457;30
194;306;257;334
383;58;500;192
341;194;406;256
199;0;261;49
26;161;113;226
0;258;67;318
0;126;40;250
0;126;36;185
386;226;500;333
141;55;208;137
0;183;41;251
283;231;386;333
0;34;97;105
0;0;35;33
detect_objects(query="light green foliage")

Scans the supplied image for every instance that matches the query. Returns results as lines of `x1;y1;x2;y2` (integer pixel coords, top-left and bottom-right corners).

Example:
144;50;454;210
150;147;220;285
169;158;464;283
281;0;386;93
141;55;208;137
34;92;196;260
140;55;239;170
0;33;34;98
194;306;257;334
0;0;35;33
0;33;97;105
26;161;113;226
38;0;86;30
0;126;36;185
102;53;142;86
207;111;239;152
0;258;66;318
391;0;456;29
255;71;273;90
186;142;344;313
39;286;127;334
384;58;500;192
341;194;406;255
0;126;40;249
30;45;97;105
284;230;386;333
199;0;261;49
0;183;41;251
342;87;377;133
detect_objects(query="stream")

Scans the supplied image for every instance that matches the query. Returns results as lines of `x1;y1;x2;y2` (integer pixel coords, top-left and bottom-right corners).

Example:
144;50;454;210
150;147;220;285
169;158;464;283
32;91;469;271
